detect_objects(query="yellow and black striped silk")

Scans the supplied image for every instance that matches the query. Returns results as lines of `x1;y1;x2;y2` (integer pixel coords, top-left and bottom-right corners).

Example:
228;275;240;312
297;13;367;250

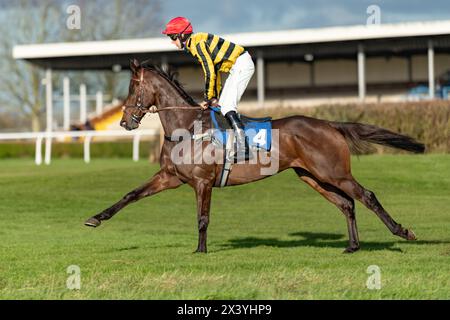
186;33;245;101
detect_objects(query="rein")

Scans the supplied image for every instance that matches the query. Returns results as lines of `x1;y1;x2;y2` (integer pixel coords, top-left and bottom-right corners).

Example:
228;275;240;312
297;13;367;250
147;105;203;114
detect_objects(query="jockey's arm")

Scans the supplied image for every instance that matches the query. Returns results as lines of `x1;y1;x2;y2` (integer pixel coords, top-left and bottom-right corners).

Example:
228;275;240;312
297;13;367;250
196;41;217;103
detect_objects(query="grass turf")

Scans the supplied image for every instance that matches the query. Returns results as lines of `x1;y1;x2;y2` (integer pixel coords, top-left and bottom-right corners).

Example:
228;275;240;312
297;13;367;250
0;155;449;299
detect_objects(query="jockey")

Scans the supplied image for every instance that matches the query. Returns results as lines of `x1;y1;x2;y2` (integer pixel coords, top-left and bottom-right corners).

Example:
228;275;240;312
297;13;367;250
162;16;254;159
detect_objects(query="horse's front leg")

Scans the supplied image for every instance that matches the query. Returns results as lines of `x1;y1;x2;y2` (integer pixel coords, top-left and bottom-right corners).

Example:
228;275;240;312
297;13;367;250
193;180;213;253
85;170;183;227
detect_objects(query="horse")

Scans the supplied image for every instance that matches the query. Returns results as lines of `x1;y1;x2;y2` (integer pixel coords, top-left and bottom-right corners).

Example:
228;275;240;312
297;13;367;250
85;59;425;254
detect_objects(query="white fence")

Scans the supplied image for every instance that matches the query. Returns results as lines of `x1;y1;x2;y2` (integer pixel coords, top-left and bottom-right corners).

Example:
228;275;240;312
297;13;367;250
0;130;158;165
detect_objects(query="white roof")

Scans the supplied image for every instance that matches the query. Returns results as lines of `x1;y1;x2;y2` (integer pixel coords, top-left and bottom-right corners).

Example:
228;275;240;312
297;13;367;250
13;20;450;60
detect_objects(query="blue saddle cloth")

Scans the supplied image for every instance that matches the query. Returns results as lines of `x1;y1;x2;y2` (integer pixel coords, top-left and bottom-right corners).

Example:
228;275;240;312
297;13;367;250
210;107;272;151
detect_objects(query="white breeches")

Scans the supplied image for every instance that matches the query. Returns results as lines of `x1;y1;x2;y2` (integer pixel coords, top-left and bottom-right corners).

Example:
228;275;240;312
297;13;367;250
219;51;255;116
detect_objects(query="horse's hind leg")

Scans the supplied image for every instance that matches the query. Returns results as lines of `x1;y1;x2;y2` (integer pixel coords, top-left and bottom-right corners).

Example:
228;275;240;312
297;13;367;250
294;168;360;253
85;170;183;227
335;178;417;241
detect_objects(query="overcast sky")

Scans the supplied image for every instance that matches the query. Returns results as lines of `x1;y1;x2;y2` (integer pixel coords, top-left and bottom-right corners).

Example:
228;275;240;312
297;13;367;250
161;0;450;34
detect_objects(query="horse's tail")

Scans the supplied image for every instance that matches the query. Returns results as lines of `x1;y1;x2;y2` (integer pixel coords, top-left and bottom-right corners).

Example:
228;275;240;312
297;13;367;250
329;121;425;154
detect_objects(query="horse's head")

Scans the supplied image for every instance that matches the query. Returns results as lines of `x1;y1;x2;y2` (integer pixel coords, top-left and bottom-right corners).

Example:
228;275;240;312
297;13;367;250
120;59;158;131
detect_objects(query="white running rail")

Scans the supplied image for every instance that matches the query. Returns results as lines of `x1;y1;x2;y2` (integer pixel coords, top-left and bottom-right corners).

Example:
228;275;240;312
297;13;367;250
0;130;158;165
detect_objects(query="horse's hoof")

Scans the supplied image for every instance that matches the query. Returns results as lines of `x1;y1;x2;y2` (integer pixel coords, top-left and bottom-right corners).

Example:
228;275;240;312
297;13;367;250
193;248;207;254
85;217;101;228
406;229;417;241
343;246;360;254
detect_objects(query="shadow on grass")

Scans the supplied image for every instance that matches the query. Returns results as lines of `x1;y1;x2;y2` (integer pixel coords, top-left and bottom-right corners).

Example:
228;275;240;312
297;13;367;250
115;246;140;251
216;232;449;253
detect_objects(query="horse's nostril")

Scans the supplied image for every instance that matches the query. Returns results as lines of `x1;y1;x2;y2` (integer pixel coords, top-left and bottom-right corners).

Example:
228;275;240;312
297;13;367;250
121;121;126;127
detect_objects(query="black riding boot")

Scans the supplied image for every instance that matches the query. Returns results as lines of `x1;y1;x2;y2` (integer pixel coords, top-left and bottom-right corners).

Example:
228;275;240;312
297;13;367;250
225;111;251;161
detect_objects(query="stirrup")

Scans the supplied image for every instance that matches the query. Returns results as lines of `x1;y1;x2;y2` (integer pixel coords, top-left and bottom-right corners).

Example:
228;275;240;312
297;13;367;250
233;130;252;162
224;111;252;162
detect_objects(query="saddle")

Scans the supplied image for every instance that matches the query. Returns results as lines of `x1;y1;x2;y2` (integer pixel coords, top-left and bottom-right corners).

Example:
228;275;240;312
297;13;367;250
209;107;272;152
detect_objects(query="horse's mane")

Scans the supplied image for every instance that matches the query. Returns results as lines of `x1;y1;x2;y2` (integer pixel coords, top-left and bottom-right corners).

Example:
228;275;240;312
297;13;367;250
139;60;198;107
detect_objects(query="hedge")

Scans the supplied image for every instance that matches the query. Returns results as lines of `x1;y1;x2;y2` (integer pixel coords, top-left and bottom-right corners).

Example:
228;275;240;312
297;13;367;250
248;100;450;153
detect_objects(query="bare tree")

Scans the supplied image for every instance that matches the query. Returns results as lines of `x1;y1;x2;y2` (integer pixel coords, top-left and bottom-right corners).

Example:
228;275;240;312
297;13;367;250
0;0;61;131
0;0;162;132
61;0;163;100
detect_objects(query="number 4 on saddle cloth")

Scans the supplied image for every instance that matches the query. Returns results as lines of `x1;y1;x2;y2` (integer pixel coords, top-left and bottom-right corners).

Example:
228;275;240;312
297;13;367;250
209;107;272;152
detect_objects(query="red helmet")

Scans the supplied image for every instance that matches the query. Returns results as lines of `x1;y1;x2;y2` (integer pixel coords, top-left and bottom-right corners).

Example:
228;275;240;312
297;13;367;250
162;17;193;35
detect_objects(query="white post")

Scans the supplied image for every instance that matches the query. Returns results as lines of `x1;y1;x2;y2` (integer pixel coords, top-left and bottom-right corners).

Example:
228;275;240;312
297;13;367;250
43;69;53;165
161;55;169;72
257;52;265;108
428;40;435;99
63;77;71;131
96;91;103;116
44;135;52;165
407;56;413;83
357;44;366;102
45;69;53;132
80;84;87;124
310;62;315;87
84;134;92;163
133;134;141;162
35;136;43;166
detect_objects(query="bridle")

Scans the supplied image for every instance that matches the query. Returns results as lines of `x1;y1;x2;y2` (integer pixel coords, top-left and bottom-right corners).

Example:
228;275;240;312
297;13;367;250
124;68;203;125
124;68;148;124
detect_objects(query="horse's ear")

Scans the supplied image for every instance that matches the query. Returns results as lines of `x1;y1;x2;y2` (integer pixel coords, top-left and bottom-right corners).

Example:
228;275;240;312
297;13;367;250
130;58;140;73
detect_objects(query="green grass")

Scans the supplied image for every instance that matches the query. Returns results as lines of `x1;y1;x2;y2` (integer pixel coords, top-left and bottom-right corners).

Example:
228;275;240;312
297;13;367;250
0;155;449;299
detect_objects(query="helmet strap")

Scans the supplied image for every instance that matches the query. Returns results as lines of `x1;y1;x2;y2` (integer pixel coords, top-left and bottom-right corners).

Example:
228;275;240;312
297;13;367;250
178;33;191;49
180;22;191;34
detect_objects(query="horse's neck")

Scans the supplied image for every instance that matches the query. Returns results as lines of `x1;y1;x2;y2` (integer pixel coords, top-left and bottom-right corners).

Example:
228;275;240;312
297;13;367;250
156;83;200;136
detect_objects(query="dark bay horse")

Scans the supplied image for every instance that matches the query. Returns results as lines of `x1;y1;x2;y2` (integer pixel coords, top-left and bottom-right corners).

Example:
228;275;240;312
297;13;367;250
85;59;425;253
